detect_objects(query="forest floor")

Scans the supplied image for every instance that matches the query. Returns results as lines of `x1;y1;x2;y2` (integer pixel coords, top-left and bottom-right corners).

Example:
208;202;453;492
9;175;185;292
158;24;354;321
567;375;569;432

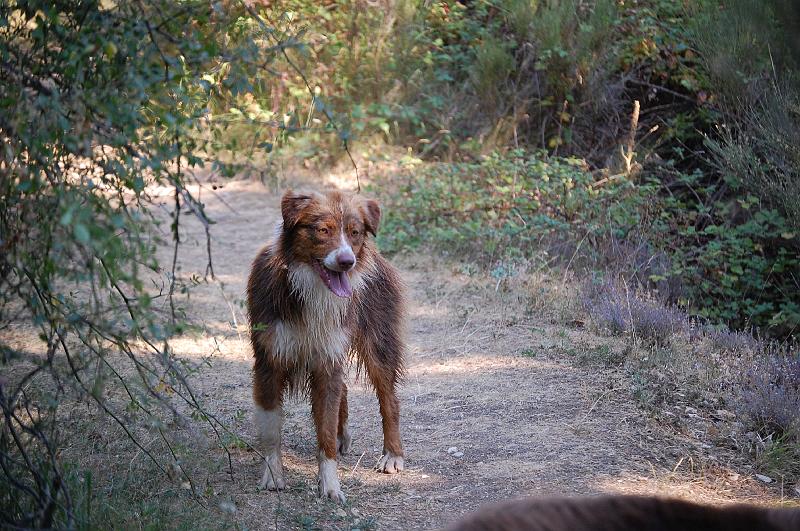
139;170;795;530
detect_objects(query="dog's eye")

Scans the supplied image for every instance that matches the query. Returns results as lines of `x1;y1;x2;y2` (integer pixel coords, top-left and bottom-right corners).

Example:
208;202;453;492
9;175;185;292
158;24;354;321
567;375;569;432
317;227;329;235
351;229;360;237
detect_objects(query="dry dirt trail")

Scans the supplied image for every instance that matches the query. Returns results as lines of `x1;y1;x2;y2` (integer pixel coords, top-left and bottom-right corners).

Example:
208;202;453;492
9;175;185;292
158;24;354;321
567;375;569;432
158;177;777;530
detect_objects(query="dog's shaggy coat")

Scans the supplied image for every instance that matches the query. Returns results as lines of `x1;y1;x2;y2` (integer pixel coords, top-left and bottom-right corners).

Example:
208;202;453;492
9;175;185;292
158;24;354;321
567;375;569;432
247;190;405;502
446;495;800;531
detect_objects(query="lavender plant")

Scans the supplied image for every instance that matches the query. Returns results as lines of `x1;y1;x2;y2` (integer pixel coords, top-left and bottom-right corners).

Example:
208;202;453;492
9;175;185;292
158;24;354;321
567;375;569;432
583;278;687;345
740;351;800;438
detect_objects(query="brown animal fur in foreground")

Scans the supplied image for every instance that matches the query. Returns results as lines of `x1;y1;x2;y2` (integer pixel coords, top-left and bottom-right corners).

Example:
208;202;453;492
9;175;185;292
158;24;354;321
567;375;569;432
247;189;405;503
446;495;800;531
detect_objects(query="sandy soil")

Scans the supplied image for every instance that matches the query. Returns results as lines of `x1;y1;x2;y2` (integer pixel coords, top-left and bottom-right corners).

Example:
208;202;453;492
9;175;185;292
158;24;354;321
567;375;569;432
145;177;786;530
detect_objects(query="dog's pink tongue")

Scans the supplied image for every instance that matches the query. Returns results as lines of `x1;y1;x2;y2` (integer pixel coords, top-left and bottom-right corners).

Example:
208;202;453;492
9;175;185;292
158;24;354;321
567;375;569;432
328;270;353;298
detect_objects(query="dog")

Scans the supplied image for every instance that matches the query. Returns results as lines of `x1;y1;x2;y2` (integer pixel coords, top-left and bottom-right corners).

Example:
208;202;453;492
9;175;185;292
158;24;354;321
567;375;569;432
247;189;405;503
446;495;800;531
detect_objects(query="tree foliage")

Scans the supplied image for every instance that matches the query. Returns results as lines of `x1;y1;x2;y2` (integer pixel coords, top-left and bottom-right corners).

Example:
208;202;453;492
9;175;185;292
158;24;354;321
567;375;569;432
0;1;307;526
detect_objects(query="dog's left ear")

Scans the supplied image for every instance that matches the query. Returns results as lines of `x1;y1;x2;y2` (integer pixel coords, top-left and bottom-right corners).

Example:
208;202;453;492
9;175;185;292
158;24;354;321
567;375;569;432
281;190;316;230
360;198;381;236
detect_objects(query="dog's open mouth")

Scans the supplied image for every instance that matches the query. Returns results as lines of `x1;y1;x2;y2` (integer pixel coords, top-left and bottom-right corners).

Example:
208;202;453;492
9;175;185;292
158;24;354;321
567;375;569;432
312;261;353;298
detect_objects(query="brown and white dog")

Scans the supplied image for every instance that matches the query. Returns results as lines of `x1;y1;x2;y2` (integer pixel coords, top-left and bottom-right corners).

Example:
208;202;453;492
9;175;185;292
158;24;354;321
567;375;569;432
446;495;800;531
247;189;405;503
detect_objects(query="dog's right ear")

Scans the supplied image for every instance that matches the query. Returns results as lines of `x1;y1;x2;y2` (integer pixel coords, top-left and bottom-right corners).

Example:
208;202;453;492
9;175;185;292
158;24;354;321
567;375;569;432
281;190;315;230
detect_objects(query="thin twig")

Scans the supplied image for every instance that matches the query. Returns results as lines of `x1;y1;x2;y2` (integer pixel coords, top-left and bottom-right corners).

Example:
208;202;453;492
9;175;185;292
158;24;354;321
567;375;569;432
169;163;181;327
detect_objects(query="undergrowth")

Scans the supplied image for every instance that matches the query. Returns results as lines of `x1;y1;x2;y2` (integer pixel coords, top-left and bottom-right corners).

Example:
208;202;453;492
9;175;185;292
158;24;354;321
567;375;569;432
376;150;647;264
579;275;800;484
223;0;800;332
376;151;799;335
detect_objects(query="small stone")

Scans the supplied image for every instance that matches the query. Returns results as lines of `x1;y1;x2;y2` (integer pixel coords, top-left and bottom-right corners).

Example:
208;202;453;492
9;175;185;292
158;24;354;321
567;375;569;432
335;508;347;518
453;451;464;458
685;406;698;415
447;446;458;454
755;474;773;484
219;501;237;514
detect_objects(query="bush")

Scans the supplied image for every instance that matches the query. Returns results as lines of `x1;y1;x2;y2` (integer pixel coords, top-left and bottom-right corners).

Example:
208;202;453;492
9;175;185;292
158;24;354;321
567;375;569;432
251;0;686;158
257;0;800;336
377;150;650;262
653;171;800;333
0;2;289;526
740;352;800;439
683;0;800;333
378;148;800;336
582;278;687;345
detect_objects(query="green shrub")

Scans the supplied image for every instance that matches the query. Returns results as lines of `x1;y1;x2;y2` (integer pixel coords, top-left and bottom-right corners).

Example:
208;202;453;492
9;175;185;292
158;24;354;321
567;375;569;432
702;84;800;237
377;150;650;263
377;151;800;336
659;186;800;331
472;36;515;105
0;1;287;526
247;0;653;157
677;0;800;332
689;0;799;100
689;0;800;233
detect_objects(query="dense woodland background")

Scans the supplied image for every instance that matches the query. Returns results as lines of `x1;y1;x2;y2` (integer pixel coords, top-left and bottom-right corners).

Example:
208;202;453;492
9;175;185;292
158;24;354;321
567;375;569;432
1;0;799;528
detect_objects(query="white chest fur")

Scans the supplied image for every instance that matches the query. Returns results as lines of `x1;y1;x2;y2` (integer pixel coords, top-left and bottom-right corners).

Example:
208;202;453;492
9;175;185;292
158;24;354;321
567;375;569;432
269;264;354;367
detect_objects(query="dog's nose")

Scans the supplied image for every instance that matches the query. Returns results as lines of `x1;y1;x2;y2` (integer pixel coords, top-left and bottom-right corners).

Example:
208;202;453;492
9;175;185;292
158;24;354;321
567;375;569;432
337;251;355;270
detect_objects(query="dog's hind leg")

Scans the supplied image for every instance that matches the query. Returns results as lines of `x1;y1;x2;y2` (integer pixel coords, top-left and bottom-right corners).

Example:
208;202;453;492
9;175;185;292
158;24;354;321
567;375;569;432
371;368;404;474
311;365;346;503
360;348;404;474
337;382;352;456
352;254;406;474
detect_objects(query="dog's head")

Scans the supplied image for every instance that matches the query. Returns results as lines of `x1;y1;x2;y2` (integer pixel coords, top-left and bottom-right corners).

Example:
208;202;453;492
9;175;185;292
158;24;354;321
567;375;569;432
280;189;380;298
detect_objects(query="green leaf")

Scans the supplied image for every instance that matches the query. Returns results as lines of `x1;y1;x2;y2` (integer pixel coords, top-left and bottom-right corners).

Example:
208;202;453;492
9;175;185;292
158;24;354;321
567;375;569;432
60;209;73;226
74;223;90;244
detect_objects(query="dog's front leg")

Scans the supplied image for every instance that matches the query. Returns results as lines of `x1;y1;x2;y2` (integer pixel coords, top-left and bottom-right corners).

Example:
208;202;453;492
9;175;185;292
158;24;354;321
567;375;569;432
310;365;346;504
253;358;287;490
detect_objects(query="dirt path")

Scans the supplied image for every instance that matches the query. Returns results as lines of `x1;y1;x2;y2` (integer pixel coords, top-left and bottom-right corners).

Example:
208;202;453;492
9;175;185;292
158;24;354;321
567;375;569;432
157;178;778;530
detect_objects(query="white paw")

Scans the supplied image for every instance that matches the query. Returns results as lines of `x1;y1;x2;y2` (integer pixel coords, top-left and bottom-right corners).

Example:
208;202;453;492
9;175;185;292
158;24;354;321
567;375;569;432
258;453;286;490
337;428;352;456
376;451;404;474
318;457;346;504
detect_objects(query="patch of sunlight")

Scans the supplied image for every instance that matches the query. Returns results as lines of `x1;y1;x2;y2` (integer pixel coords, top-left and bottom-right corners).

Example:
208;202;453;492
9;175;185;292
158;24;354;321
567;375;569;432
592;470;794;507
